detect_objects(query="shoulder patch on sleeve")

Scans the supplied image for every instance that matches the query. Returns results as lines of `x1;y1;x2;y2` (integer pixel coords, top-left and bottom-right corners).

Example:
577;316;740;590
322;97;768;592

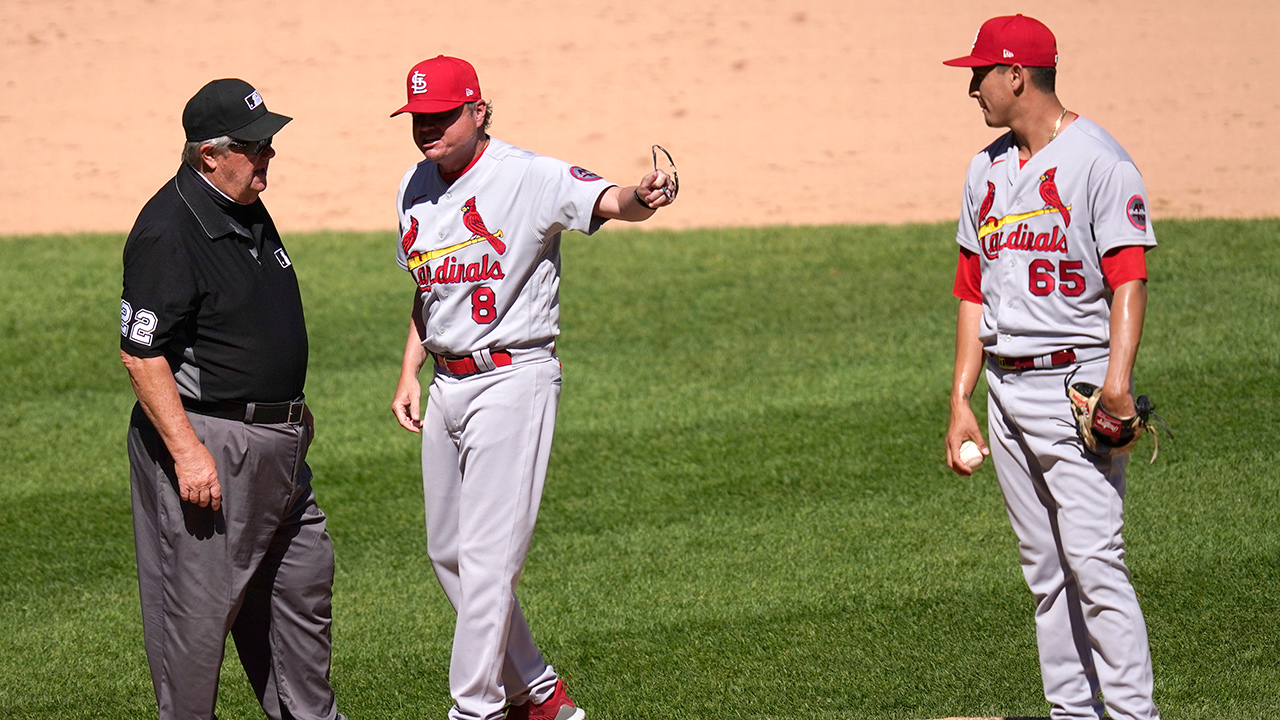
570;166;603;181
1126;195;1148;230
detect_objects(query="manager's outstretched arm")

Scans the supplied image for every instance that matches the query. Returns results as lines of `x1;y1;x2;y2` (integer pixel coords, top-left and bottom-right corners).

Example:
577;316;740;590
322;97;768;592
593;170;675;221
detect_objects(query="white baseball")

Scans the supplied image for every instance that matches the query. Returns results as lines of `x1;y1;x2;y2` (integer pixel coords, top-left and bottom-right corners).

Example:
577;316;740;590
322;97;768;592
959;440;984;470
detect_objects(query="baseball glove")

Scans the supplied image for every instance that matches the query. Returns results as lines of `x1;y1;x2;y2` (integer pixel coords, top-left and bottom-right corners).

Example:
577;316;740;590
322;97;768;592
1066;376;1170;463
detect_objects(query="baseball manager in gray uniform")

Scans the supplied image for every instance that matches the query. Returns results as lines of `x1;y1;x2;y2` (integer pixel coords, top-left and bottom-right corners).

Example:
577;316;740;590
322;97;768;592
120;78;345;720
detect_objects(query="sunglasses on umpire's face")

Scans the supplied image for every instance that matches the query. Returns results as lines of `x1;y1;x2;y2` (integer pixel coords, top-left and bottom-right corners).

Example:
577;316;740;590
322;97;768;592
229;137;273;157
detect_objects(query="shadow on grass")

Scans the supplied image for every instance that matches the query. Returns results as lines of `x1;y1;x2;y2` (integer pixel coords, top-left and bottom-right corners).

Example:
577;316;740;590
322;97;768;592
931;712;1049;717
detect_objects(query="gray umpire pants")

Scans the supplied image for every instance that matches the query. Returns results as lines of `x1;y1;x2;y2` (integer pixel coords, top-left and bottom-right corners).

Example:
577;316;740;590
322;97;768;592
127;404;343;720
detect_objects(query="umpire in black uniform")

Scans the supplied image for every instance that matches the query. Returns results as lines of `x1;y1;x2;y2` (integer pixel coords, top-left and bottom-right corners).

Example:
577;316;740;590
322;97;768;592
120;79;345;720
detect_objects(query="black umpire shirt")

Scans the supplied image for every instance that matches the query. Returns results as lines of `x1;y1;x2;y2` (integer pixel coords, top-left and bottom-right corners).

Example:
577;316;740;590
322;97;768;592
120;164;307;404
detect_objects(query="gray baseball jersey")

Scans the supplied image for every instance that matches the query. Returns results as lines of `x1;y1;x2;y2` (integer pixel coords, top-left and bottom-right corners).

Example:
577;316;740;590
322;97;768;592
396;137;611;356
957;117;1157;358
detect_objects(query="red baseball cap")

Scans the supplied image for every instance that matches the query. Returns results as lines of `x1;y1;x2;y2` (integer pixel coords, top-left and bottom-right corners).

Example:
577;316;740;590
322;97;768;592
390;55;482;117
943;14;1058;68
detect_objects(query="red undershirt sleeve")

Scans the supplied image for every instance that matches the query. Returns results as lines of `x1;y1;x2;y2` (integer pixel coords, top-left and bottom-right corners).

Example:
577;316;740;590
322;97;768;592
953;248;982;303
1100;245;1148;289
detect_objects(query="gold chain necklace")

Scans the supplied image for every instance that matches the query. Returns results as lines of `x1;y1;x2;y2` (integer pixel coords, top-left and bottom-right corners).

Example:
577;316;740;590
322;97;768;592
1049;108;1070;142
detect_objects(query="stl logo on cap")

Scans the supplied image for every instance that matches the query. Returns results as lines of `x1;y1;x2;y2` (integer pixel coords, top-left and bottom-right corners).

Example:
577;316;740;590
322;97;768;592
411;70;429;95
245;90;263;110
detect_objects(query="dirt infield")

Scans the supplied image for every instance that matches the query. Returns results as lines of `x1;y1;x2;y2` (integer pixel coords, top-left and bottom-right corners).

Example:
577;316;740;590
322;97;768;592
2;0;1276;237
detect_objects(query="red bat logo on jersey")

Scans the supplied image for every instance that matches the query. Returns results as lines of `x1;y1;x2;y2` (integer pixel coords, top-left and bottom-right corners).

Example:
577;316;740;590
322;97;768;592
1038;168;1072;228
401;216;419;254
461;197;507;254
978;181;996;228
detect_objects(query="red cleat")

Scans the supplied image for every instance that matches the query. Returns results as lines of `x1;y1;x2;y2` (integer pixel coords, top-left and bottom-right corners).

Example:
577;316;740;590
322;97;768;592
507;679;583;720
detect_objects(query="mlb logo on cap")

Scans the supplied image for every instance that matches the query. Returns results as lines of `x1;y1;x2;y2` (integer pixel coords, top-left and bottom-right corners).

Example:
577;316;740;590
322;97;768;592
391;56;482;116
182;78;291;142
943;14;1058;68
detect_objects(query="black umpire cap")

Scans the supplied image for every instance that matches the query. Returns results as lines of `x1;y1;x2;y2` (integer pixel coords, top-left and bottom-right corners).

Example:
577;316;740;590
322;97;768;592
182;78;291;142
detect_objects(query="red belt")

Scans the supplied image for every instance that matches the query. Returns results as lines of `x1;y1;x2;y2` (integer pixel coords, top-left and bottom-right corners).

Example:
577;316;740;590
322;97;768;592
992;349;1076;371
433;350;512;376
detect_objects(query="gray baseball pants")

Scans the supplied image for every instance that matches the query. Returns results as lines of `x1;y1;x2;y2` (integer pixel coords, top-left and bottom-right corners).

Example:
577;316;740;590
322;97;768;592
127;405;343;720
986;356;1159;720
422;352;563;720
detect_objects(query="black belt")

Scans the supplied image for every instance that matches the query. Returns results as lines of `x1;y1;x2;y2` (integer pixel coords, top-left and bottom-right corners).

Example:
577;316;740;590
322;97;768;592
182;397;307;425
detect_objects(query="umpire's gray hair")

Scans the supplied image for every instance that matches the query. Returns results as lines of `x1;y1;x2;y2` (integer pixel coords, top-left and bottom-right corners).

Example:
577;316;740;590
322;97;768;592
181;136;233;169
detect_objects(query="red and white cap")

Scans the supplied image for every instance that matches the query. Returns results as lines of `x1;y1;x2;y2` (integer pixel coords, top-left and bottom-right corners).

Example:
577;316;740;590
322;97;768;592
390;55;482;117
943;14;1058;68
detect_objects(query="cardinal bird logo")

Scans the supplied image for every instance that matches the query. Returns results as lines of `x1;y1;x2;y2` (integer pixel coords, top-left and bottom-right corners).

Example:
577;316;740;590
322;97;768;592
978;181;996;228
401;216;419;254
460;197;506;254
1038;167;1071;228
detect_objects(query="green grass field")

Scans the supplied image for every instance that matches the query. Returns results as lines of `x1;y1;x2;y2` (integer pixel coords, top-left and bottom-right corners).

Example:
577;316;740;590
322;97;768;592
1;219;1277;719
